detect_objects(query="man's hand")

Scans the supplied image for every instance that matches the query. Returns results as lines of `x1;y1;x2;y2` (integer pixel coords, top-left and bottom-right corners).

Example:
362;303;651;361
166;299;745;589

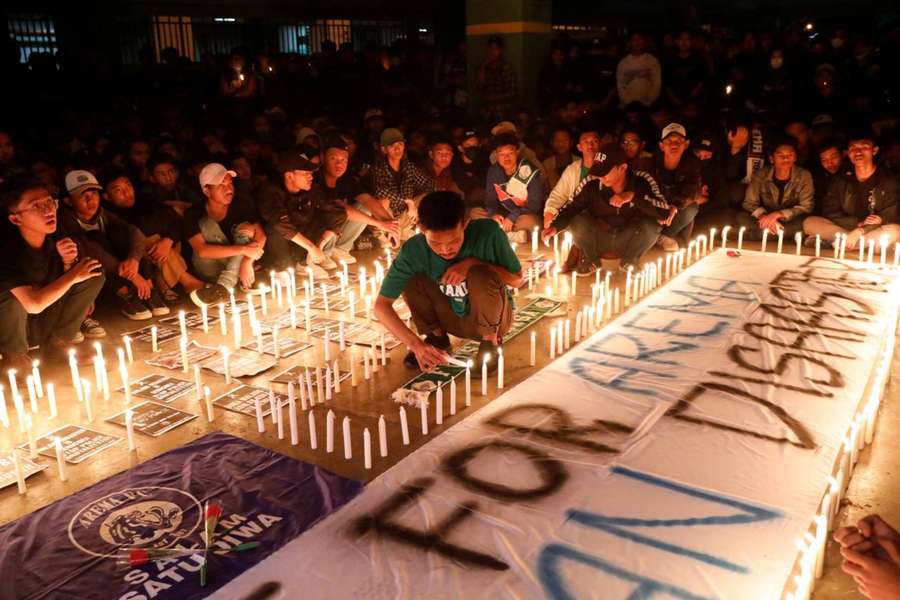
239;260;255;289
411;339;451;373
727;126;750;153
118;257;140;279
131;274;152;300
835;515;900;557
609;191;634;208
841;541;900;600
307;245;326;264
241;241;265;261
861;214;883;228
441;258;477;286
658;206;677;227
543;212;556;230
147;237;173;263
70;258;103;283
757;211;784;234
541;226;557;244
845;227;865;250
56;237;78;266
491;214;513;232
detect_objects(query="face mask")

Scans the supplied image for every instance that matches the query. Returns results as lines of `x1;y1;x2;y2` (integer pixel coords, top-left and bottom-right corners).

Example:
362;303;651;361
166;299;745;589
770;58;784;69
463;147;479;161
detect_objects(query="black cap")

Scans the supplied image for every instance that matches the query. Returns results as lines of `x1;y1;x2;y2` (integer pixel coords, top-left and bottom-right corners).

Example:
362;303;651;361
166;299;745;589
321;135;349;153
589;142;628;177
277;149;319;172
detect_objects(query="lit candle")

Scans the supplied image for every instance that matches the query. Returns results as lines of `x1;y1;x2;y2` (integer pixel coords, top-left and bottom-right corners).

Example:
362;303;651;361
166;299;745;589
575;312;582;343
325;365;333;401
859;236;866;262
450;377;457;415
82;379;93;422
269;388;278;424
465;361;472;406
54;436;67;482
530;331;536;366
338;321;346;352
738;226;745;251
571;271;577;296
321;282;329;314
363;350;371;380
399;406;410;445
349;346;358;386
867;238;875;263
378;415;388;457
497;348;504;389
531;226;539;253
26;375;37;414
219;303;227;335
776;229;784;254
363;428;372;470
333;359;341;393
288;383;299;445
709;227;717;251
178;310;187;338
721;225;731;249
342;416;352;459
308;411;318;449
305;368;314;406
47;383;56;419
326;409;335;452
761;229;769;253
193;364;202;401
275;395;284;440
68;350;82;402
550;326;556;359
254;394;265;433
125;409;136;450
880;235;888;265
220;346;231;385
180;335;189;373
200;304;209;333
315;366;324;405
204;386;215;423
556;321;564;355
260;286;269;315
348;291;356;319
369;346;378;373
625;267;633;306
298;374;308;411
0;385;8;429
481;354;489;396
420;397;428;435
117;348;131;405
26;414;36;458
12;449;26;494
255;326;264;355
665;253;672;280
151;325;159;353
815;235;821;257
436;384;443;425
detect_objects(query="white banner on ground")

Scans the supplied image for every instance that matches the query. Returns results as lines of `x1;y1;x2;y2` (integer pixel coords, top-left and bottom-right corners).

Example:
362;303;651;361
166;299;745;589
214;251;900;600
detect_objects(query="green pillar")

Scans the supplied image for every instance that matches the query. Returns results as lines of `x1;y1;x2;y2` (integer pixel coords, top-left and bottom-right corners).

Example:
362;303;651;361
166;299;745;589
466;0;552;116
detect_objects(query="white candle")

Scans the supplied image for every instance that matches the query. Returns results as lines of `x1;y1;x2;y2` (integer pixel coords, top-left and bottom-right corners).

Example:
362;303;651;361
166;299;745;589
194;364;202;401
201;304;209;333
308;411;318;449
867;239;875;263
894;243;900;266
531;226;539;253
420;398;428;435
0;385;8;429
25;414;36;458
795;232;802;255
556;321;564;355
530;331;536;366
275;394;284;440
571;271;577;295
297;374;308;410
761;229;769;253
549;327;557;359
82;379;93;422
859;236;866;262
204;386;214;423
363;427;372;469
721;225;731;249
465;362;472;406
326;410;335;452
777;229;784;254
288;383;299;445
575;312;582;342
26;375;37;413
118;347;132;403
255;327;264;355
47;383;57;419
370;346;378;373
436;384;443;425
220;346;231;385
68;350;82;402
709;228;717;251
349;346;358;386
125;409;136;450
378;415;388;457
321;282;329;313
737;226;745;251
12;449;26;494
399;406;410;445
481;355;489;396
363;350;371;380
268;388;277;424
450;377;457;415
178;310;187;338
315;366;324;404
325;365;333;401
342;416;352;459
180;335;189;373
54;436;67;482
289;300;297;329
260;287;269;315
219;303;227;336
254;394;265;433
625;268;632;306
305;368;314;406
497;349;504;389
815;235;821;257
332;359;341;393
880;236;888;265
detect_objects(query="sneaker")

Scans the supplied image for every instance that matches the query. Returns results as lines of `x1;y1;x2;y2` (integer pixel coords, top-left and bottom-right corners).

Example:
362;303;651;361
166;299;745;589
618;262;637;274
81;317;107;338
656;235;679;252
190;283;230;308
145;288;170;317
560;245;583;274
355;232;376;251
404;333;452;368
575;254;599;277
330;247;357;265
506;230;528;245
475;340;500;374
120;291;153;320
161;288;180;302
319;256;338;270
304;256;330;279
70;331;85;344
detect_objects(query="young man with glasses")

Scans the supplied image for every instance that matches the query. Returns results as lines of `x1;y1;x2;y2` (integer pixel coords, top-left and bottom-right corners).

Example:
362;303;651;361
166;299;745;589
0;182;104;370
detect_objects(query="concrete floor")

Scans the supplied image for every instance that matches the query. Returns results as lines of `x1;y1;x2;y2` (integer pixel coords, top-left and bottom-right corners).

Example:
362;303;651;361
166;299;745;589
0;234;893;600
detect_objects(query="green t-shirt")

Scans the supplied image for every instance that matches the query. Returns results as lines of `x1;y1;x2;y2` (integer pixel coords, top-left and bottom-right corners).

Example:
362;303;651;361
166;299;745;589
379;219;522;317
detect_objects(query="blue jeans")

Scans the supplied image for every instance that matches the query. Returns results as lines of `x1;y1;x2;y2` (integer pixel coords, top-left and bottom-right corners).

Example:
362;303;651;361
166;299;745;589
569;213;661;265
336;203;370;252
662;203;699;239
191;218;253;289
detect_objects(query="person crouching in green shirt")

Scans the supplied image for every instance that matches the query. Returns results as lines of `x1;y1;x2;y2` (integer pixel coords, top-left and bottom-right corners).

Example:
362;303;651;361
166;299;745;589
375;191;523;373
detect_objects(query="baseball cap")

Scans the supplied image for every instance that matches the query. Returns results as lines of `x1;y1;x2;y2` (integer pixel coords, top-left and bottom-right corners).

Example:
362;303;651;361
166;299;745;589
65;170;102;195
321;135;349;153
277;149;319;172
198;163;237;187
380;128;405;147
661;123;687;140
490;121;517;136
589;143;628;177
695;132;714;152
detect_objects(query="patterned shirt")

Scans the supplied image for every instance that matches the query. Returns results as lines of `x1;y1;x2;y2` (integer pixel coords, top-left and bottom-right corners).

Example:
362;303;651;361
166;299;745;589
373;158;435;215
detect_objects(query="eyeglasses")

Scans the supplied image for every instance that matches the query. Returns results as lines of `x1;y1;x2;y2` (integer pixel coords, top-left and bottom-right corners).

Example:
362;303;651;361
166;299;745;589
14;197;58;215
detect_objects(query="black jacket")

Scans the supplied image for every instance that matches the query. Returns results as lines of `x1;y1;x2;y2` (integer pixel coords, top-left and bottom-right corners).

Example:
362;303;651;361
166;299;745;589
822;166;899;223
551;169;670;230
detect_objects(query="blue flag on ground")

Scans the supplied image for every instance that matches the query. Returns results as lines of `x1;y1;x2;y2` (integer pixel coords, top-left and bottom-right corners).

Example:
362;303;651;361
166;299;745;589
0;431;364;600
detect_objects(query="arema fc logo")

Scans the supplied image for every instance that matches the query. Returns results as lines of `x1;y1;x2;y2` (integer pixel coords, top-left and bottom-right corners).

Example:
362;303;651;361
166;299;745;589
68;487;202;557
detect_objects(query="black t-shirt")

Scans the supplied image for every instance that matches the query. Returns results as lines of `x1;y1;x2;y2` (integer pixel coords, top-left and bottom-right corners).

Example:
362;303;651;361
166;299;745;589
773;177;789;205
318;173;365;204
0;230;64;295
183;191;260;243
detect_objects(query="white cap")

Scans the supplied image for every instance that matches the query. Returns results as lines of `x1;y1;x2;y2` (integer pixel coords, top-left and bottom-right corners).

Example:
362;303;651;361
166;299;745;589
64;170;102;195
491;121;517;136
661;123;687;140
199;163;237;188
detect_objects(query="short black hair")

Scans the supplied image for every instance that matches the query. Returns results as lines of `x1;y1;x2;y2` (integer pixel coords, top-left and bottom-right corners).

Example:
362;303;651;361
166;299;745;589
147;152;178;172
101;168;131;188
768;135;798;155
428;135;454;150
816;137;842;156
417;191;466;232
491;132;519;151
1;178;48;215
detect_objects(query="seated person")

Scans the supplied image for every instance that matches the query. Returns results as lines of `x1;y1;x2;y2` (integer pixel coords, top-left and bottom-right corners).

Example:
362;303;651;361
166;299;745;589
481;132;545;243
543;143;676;274
257;149;347;279
834;514;900;600
372;128;435;242
541;126;574;192
812;138;846;214
451;129;490;210
422;136;464;197
620;125;654;171
138;153;203;216
737;136;814;240
318;137;400;259
0;181;104;370
643;123;704;250
375;191;523;373
184;163;267;306
59;170;168;321
804;132;900;249
543;127;601;229
103;171;205;301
